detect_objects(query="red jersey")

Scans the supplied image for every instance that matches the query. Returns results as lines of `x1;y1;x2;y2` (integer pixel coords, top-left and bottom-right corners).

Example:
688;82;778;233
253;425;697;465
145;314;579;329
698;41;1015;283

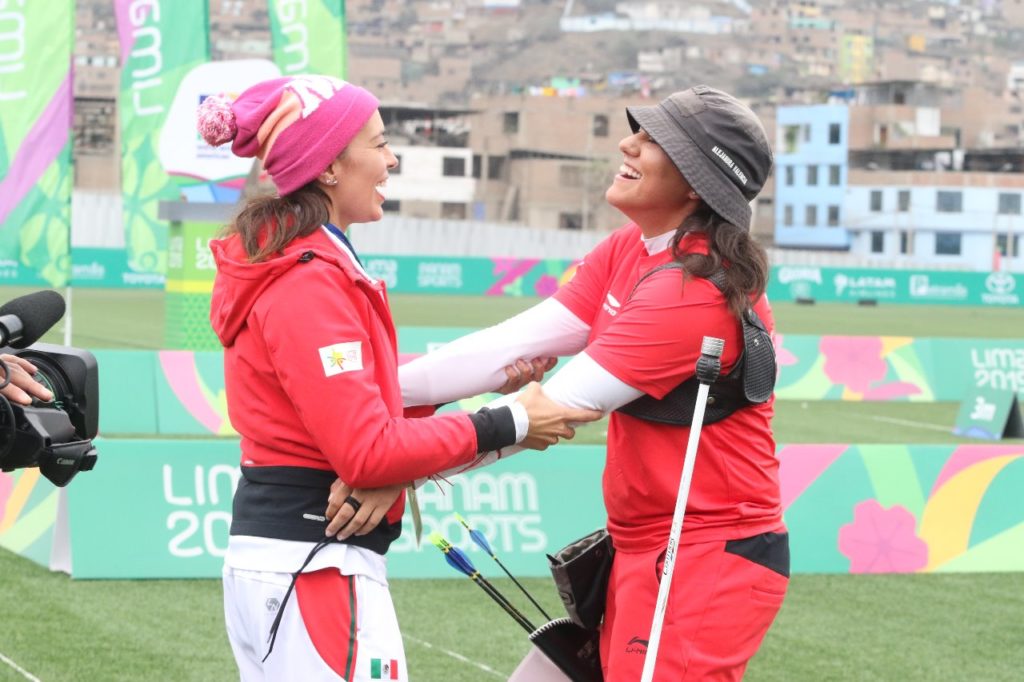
554;224;783;552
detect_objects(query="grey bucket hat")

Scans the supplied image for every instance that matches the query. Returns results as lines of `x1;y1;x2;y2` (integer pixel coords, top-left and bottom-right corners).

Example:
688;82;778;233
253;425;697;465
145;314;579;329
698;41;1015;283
626;85;773;230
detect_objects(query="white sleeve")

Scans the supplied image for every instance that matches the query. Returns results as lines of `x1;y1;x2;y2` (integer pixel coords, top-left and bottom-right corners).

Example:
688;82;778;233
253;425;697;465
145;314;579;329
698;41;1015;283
417;352;643;484
399;298;591;407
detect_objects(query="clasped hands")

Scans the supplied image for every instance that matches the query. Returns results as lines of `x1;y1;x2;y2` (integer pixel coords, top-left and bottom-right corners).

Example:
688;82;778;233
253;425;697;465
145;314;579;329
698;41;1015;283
322;356;601;539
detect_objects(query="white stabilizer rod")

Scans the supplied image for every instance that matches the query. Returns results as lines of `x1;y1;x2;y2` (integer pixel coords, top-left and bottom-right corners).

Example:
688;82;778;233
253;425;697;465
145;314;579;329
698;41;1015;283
640;336;724;682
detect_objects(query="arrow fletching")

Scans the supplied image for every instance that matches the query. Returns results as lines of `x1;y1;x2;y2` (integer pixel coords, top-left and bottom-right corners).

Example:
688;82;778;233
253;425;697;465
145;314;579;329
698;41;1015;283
429;532;476;578
456;513;497;557
443;551;473;578
428;532;451;552
447;544;480;575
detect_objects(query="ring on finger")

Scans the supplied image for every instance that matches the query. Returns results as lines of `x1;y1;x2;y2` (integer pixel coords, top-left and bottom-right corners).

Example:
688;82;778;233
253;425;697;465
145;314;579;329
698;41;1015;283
343;495;362;514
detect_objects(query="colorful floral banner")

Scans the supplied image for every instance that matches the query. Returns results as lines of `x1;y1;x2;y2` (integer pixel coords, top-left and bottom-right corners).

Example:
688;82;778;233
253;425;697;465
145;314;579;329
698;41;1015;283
4;442;1021;578
0;1;73;287
115;1;210;275
0;468;59;567
781;443;1024;573
88;334;1024;439
775;335;1024;402
269;0;347;77
154;351;234;435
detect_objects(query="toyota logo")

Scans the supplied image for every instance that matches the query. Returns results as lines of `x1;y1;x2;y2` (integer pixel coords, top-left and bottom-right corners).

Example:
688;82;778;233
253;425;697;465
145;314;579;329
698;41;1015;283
986;272;1016;294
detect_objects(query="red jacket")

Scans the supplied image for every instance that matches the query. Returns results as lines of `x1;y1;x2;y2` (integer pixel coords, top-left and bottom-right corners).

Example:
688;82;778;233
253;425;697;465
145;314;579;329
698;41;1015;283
210;228;481;509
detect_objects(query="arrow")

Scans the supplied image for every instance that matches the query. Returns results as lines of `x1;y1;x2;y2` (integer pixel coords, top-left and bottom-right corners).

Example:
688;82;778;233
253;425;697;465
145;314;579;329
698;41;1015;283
455;513;552;621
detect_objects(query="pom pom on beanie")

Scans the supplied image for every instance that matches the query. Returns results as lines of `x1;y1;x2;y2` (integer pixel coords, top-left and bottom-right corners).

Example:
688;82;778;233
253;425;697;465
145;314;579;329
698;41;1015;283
195;76;379;195
197;95;238;147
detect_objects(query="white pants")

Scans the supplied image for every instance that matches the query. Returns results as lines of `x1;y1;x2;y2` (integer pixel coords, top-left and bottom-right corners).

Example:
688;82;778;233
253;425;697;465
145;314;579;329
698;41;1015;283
223;565;408;681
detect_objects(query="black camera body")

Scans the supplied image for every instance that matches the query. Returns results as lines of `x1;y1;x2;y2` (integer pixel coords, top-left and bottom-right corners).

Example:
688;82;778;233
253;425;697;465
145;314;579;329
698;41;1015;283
0;344;99;487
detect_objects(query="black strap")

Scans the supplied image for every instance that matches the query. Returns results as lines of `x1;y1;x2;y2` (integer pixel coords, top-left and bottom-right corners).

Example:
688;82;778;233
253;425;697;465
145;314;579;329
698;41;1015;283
231;467;400;553
615;262;775;426
262;538;334;662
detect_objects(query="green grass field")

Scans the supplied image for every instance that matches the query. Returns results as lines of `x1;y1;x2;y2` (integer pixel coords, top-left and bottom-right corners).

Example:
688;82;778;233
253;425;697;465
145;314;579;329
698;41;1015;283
4;286;1024;349
1;286;1022;680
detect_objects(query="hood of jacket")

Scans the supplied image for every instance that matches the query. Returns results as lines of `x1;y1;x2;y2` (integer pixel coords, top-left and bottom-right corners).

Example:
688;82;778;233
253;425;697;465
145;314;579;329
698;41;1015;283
210;228;357;347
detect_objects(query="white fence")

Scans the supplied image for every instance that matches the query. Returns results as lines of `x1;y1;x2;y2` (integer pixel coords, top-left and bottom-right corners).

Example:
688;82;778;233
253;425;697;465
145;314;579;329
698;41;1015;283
71;191;995;270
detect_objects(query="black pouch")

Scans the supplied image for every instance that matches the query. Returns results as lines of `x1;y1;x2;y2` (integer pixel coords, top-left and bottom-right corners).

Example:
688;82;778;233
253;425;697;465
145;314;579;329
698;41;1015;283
547;529;615;631
529;618;604;682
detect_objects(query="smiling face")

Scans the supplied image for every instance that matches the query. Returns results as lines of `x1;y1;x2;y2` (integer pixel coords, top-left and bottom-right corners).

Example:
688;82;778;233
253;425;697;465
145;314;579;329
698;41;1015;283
605;128;702;237
320;110;398;229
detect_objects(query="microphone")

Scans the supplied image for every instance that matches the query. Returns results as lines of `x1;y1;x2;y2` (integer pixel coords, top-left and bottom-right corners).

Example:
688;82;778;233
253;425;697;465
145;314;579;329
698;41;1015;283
0;290;67;349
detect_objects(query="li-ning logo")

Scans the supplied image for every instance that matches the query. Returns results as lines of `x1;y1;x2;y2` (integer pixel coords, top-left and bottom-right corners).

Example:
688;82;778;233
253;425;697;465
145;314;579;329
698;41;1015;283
602;292;621;317
711;145;748;186
625;636;649;654
287;76;345;118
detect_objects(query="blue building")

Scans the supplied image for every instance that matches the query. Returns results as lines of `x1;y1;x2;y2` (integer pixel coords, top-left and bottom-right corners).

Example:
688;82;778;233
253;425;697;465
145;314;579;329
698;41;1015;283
774;100;1023;272
773;105;850;249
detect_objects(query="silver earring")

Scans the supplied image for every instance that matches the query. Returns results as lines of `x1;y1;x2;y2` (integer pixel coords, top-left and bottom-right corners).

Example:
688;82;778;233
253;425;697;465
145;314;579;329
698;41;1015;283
323;177;338;186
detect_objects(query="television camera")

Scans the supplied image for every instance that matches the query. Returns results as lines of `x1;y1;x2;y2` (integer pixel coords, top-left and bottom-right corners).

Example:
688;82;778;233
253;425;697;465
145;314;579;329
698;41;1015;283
0;291;98;487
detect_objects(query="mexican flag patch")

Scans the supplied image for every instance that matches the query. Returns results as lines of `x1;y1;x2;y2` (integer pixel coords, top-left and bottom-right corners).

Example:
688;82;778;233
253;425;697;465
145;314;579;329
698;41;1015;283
370;657;399;679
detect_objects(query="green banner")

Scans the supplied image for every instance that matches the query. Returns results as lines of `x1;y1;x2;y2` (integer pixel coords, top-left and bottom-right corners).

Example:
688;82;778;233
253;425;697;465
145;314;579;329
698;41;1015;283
778;443;1024;573
0;1;73;287
269;0;347;77
71;247;164;288
165;221;221;350
93;350;159;434
770;266;1022;307
363;255;581;297
88;334;1024;438
115;1;211;276
775;335;1024;402
47;440;1024;578
63;440;605;579
14;249;1017;309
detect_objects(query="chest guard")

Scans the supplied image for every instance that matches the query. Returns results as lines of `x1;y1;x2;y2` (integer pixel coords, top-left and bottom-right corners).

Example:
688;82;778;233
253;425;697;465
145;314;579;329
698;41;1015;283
615;264;776;427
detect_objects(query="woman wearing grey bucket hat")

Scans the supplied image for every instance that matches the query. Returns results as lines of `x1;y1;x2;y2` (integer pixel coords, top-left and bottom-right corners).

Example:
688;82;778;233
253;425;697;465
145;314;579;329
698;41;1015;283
387;85;787;680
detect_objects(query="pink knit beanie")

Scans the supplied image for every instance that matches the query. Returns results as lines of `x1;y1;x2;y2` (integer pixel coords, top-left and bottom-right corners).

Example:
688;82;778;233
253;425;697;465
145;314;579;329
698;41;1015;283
196;75;380;196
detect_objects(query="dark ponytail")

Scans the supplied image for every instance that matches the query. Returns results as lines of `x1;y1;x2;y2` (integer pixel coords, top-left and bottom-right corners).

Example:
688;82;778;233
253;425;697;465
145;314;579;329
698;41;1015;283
670;204;769;319
225;182;331;263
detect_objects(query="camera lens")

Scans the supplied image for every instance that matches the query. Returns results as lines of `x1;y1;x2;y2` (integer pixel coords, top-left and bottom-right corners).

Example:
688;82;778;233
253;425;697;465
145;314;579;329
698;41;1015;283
29;357;71;409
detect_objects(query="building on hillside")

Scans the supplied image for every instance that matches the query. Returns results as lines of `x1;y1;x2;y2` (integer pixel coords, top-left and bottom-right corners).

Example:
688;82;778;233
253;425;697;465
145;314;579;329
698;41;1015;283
382;145;479;220
560;0;740;34
465;95;630;231
774;104;850;249
464;94;776;238
843;163;1023;271
375;103;481;220
775;81;1024;271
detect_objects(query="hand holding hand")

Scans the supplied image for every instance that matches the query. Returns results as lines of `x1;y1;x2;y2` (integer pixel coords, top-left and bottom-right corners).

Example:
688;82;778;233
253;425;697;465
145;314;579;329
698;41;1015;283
324;479;405;540
515;382;602;451
497;357;558;394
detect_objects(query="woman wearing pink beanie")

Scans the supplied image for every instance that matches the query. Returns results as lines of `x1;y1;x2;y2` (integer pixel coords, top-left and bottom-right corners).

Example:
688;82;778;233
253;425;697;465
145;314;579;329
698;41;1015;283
198;75;599;681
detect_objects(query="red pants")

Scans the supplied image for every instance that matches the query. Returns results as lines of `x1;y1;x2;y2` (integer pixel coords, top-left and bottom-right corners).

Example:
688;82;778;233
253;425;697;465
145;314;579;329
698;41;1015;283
600;532;789;681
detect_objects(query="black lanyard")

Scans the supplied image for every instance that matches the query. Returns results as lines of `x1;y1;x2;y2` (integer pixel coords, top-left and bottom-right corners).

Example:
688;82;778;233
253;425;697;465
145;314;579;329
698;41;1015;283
323;222;362;266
